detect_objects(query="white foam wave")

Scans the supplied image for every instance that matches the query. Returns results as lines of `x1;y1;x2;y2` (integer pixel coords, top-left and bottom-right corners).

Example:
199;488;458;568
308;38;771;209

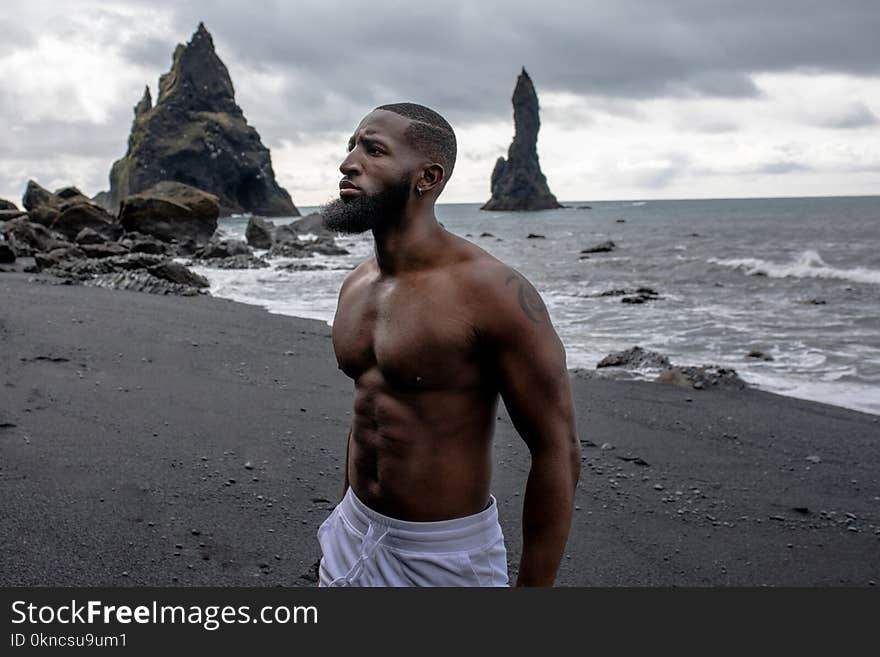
708;250;880;286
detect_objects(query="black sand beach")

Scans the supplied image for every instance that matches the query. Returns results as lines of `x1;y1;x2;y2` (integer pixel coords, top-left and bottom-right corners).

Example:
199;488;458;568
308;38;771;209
1;274;878;586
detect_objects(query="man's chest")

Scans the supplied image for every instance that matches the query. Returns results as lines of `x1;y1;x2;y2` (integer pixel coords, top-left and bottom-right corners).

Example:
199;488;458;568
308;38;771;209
331;274;485;390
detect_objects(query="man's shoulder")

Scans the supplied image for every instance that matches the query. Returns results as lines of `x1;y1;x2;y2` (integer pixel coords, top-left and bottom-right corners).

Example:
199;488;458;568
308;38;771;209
449;241;545;331
340;257;377;292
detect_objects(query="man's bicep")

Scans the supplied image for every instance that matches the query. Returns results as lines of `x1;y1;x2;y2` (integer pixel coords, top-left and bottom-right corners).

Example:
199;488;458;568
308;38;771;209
486;270;576;452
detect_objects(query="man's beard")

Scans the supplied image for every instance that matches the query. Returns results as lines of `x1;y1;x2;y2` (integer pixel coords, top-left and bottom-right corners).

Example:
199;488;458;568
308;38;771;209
321;173;412;234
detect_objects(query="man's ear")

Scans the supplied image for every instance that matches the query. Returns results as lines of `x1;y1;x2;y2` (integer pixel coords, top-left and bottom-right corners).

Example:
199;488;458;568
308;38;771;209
417;163;445;194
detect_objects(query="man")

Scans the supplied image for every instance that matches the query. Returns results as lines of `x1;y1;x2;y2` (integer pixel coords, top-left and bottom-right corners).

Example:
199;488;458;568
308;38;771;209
317;103;580;587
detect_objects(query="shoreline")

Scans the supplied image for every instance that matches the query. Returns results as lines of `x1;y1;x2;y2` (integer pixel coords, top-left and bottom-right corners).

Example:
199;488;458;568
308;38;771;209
1;273;878;586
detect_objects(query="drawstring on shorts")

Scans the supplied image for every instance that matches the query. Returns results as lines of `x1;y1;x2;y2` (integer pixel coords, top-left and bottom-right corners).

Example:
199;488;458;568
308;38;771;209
328;519;390;587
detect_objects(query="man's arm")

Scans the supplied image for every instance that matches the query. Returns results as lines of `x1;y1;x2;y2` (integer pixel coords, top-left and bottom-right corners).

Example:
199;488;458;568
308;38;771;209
480;266;581;587
342;426;351;500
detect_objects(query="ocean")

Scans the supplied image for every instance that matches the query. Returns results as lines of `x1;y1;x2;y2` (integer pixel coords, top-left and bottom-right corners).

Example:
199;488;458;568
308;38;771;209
188;196;880;416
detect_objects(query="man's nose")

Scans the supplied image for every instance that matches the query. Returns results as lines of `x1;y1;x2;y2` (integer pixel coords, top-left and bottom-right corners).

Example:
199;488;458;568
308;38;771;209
339;151;361;177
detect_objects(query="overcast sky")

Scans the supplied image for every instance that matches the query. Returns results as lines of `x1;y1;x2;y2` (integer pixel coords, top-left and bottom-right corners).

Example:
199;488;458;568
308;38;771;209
2;0;879;206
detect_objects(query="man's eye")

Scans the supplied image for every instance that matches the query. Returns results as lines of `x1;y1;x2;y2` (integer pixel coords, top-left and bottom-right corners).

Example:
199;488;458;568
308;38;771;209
368;147;382;155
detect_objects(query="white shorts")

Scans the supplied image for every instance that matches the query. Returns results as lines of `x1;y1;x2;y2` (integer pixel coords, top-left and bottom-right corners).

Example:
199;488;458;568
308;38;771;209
317;487;509;587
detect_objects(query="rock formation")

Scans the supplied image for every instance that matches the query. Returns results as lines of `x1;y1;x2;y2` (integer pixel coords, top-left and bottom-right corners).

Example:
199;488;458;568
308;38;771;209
482;68;562;211
105;23;298;217
118;181;219;250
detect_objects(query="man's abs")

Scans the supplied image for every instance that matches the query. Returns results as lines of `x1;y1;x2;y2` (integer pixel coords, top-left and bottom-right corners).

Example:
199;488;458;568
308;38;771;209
347;374;499;522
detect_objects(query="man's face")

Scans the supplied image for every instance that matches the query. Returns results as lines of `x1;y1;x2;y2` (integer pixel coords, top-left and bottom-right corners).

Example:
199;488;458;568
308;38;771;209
321;110;422;234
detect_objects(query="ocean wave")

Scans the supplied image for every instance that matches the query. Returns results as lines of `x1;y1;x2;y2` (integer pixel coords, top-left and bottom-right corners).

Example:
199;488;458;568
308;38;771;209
708;250;880;286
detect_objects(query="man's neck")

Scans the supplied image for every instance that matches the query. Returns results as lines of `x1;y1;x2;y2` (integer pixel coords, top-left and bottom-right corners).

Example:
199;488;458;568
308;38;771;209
372;206;446;276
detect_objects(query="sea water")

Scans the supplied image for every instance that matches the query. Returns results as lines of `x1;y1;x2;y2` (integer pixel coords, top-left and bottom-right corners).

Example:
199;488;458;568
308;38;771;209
189;196;880;415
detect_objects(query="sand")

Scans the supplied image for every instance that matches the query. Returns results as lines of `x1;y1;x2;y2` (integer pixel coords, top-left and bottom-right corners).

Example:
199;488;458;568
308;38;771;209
1;273;878;586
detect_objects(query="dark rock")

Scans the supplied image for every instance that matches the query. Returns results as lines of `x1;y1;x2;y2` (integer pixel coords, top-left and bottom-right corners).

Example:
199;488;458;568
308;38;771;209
526;233;545;239
25;206;61;227
0;210;28;221
194;254;270;269
194;239;250;259
34;246;87;270
597;346;672;369
50;203;122;242
581;240;616;254
22;180;61;212
481;68;562;211
148;260;210;287
276;262;327;271
79;243;130;259
0;217;70;255
577;205;592;210
746;350;775;361
479;232;495;238
119;232;171;255
85;270;206;296
107;23;299;217
0;241;15;263
245;216;276;248
268;241;312;258
656;365;748;391
119;181;219;245
273;223;301;244
75;227;107;245
304;236;349;256
54;186;88;201
0;198;19;211
615;218;625;222
287;212;334;238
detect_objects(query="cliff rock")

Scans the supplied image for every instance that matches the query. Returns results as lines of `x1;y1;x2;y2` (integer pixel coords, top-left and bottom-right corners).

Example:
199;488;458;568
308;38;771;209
106;23;298;217
482;68;562;211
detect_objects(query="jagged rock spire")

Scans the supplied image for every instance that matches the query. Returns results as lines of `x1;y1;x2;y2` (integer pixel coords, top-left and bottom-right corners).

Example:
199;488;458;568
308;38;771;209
105;23;298;217
156;21;238;114
134;86;152;116
482;67;562;211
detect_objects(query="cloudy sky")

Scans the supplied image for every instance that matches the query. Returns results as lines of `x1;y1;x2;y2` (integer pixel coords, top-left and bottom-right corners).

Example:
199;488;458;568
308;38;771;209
2;0;879;206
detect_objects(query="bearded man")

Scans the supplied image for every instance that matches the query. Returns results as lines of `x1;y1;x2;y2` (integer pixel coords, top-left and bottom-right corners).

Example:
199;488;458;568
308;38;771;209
318;103;580;587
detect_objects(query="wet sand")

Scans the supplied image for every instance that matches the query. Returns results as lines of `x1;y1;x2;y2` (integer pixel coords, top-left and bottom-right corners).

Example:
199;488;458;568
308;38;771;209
1;273;878;586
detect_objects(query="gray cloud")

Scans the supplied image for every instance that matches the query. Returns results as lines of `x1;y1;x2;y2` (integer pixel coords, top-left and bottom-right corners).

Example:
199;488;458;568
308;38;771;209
756;161;811;174
814;102;879;129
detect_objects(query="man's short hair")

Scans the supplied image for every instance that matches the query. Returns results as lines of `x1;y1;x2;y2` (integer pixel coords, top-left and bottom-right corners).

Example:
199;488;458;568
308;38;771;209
375;102;457;181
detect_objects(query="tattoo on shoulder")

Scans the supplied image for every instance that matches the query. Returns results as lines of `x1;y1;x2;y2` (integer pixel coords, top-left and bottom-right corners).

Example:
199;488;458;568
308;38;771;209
504;271;547;324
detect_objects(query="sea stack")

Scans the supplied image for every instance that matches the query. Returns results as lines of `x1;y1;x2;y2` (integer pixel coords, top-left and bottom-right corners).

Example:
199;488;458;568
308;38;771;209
104;23;298;217
482;68;562;211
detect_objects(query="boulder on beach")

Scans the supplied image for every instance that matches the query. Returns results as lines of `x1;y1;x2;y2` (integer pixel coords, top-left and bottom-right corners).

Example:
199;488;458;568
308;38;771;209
287;212;334;238
49;203;122;242
118;232;171;255
118;181;219;247
0;217;70;256
597;346;672;370
245;216;275;248
656;365;747;391
193;239;251;259
105;23;298;217
481;68;562;212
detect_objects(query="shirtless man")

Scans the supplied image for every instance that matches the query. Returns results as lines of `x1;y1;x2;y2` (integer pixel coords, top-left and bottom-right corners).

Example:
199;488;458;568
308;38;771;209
317;103;581;587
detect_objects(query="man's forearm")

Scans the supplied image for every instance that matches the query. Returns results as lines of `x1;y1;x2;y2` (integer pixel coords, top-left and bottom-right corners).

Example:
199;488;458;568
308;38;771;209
516;443;580;586
342;427;351;500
